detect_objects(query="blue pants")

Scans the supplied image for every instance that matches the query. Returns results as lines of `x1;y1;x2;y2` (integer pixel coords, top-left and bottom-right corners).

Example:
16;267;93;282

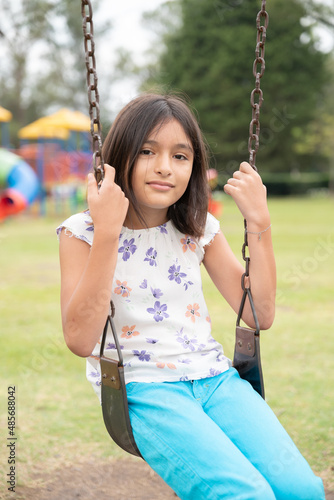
127;368;325;500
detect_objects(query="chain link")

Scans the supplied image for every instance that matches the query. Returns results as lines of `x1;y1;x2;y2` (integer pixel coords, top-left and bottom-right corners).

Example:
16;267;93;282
242;0;268;291
248;0;269;171
81;0;104;184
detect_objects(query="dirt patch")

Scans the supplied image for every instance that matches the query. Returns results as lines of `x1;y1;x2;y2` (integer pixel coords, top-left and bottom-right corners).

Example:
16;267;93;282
14;458;177;500
11;458;334;500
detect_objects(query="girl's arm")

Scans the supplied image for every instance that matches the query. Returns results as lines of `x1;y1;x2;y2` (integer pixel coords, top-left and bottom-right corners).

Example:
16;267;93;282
59;165;129;357
203;162;276;330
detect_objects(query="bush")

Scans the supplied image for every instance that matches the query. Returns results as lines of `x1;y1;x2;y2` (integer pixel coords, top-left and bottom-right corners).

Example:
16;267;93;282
217;172;330;196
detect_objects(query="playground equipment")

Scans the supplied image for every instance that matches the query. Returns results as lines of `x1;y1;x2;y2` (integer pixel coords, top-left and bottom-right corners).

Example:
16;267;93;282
0;106;12;148
17;108;92;215
18;108;91;142
207;168;223;217
0;148;40;221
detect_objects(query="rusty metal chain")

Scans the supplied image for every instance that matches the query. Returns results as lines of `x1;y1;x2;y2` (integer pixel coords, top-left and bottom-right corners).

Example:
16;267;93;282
81;0;104;184
248;0;269;171
241;0;269;302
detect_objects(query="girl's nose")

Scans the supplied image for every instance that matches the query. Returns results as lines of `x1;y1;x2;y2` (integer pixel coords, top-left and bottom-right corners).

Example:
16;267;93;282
155;154;172;176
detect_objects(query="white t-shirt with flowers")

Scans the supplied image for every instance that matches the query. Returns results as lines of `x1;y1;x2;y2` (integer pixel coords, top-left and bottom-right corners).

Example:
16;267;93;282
57;211;231;400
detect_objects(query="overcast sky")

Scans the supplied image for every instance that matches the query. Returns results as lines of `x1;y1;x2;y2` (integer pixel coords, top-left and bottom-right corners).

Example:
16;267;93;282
94;0;166;115
97;0;165;60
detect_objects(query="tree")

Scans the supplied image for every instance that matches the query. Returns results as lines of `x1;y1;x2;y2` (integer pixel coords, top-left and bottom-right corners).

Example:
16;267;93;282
0;0;109;146
0;1;55;128
293;55;334;190
141;0;331;174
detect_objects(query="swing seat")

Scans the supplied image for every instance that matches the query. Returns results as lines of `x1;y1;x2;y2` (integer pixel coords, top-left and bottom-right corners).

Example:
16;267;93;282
233;326;264;398
233;284;265;399
100;312;142;458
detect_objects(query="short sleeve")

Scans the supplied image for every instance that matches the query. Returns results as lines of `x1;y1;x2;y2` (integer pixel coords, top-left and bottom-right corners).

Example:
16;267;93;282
56;211;94;246
198;212;220;254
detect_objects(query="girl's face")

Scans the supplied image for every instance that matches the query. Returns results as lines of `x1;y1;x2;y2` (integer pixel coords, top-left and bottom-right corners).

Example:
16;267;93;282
126;118;194;229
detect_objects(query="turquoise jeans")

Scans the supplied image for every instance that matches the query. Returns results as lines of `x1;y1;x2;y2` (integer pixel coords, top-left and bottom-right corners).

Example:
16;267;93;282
127;368;325;500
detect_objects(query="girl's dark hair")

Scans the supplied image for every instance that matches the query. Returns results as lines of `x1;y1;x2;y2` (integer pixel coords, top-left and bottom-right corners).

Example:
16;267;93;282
102;93;209;238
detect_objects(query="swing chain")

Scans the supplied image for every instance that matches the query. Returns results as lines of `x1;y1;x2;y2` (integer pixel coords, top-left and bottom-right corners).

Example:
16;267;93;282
242;0;268;292
248;0;269;171
81;0;104;184
241;218;250;292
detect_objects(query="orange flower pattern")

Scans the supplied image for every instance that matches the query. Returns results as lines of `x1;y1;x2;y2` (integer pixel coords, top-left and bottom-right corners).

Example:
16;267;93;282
121;325;140;339
114;280;132;298
185;303;200;323
156;362;177;370
180;235;196;253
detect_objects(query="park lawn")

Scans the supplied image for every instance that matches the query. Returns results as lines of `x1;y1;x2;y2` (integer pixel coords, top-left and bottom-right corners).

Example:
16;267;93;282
0;195;333;490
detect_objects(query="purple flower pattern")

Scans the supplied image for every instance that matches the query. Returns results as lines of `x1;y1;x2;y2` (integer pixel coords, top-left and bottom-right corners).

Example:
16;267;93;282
168;264;187;284
84;212;94;232
178;358;192;364
209;368;222;377
118;238;137;261
144;247;157;266
146;338;159;344
215;351;226;362
168;260;193;290
147;301;169;322
133;350;151;362
89;370;102;387
176;328;198;352
107;342;124;350
151;287;163;299
158;224;168;234
85;221;94;232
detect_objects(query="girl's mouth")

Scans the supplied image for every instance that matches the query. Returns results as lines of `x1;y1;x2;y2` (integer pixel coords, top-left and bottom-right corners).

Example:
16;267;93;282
147;181;174;191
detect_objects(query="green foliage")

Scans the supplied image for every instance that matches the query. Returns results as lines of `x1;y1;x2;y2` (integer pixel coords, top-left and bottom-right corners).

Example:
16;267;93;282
292;54;334;191
294;56;334;158
216;171;331;196
0;0;109;147
142;0;331;174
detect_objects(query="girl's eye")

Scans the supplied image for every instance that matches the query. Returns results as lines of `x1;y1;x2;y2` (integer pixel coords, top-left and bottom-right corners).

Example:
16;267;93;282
174;154;188;161
140;149;153;156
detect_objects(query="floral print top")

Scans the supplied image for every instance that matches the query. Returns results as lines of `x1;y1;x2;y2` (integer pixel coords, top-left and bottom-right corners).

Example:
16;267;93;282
57;211;231;401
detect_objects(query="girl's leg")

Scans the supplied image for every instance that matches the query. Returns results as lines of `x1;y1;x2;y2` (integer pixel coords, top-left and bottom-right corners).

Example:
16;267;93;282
201;368;325;500
127;379;276;500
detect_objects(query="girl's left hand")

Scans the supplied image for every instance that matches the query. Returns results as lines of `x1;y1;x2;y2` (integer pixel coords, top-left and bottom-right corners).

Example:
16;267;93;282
224;162;270;227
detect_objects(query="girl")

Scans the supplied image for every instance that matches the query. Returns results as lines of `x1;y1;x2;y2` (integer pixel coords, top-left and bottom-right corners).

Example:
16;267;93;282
57;93;325;500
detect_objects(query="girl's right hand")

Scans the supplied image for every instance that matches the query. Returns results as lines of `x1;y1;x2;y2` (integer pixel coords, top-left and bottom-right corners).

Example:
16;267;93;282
87;164;129;236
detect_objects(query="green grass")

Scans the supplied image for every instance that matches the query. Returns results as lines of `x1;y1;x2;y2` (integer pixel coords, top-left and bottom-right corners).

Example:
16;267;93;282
0;195;333;490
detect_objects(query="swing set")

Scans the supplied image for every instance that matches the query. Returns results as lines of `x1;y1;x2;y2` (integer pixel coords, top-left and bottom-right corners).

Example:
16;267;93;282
80;0;269;459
